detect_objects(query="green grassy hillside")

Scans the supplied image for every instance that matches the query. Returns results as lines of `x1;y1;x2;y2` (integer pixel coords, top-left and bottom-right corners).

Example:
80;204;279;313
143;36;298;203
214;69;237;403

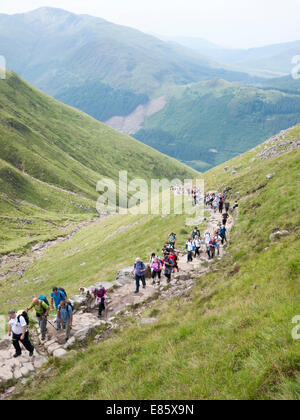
134;79;300;170
0;71;196;253
8;124;300;400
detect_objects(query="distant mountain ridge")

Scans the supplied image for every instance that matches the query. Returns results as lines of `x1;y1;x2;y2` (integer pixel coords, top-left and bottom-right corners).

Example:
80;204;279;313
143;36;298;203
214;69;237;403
162;36;300;77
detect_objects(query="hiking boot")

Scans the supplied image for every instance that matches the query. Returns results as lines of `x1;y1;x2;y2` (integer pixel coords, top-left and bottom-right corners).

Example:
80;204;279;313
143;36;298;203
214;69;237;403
29;350;34;357
134;291;139;294
41;336;46;341
13;353;21;358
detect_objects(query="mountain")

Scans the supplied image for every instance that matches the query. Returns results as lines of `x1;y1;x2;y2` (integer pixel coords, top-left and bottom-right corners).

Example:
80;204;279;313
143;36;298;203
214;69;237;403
7;124;300;400
0;8;258;115
166;37;300;77
257;75;300;95
0;71;196;253
133;79;300;171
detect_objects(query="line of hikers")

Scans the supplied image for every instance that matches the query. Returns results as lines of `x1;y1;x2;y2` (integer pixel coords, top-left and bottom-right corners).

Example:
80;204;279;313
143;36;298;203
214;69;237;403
186;223;228;262
132;232;180;293
7;285;107;359
7;190;234;358
133;193;234;292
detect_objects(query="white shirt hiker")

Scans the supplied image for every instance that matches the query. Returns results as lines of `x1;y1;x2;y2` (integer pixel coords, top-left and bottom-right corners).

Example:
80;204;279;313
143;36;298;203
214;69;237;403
9;316;27;335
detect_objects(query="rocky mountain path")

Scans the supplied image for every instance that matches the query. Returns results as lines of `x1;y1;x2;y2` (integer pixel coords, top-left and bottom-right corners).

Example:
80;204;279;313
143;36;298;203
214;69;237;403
0;206;235;398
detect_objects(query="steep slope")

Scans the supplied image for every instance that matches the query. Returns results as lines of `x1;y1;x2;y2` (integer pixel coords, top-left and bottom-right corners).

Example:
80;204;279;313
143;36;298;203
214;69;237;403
0;71;196;253
134;79;300;170
0;71;196;195
5;124;300;400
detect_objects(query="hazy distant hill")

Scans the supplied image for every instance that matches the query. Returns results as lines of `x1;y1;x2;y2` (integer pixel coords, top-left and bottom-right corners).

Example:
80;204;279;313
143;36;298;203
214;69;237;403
0;7;254;99
134;79;300;170
164;36;300;77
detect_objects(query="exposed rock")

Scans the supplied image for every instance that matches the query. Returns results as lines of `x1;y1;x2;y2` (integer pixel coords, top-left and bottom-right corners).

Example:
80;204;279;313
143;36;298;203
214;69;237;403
269;230;289;240
53;349;67;358
267;173;276;180
139;318;158;325
74;327;92;342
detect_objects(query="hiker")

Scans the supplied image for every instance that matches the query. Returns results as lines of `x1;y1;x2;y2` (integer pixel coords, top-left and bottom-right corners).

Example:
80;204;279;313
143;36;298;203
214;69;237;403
8;310;34;358
169;249;179;273
132;258;146;293
51;287;67;311
222;212;230;226
218;197;224;213
204;231;211;255
57;301;73;343
93;286;107;318
164;252;175;283
149;253;156;266
27;297;50;341
225;199;230;213
220;225;227;245
151;257;163;285
169;232;177;247
208;237;217;260
185;238;194;262
194;236;202;258
232;201;239;213
192;226;200;239
214;233;221;256
213;198;218;213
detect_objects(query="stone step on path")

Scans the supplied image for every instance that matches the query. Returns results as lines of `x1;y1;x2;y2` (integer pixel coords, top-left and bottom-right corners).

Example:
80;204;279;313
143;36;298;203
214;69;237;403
0;341;47;385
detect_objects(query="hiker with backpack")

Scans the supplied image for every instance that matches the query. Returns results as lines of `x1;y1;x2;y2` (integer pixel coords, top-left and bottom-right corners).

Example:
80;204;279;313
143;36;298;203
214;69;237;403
169;232;177;247
151;257;163;285
57;301;73;343
51;287;67;311
132;258;147;294
164;252;175;283
185;238;194;262
8;310;34;358
92;286;107;318
207;237;217;260
194;236;202;258
220;225;227;245
192;227;200;240
27;297;50;341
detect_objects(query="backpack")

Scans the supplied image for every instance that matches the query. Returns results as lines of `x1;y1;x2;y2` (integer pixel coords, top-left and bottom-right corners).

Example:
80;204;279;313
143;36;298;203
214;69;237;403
58;287;67;298
17;311;30;326
66;301;74;312
39;295;50;307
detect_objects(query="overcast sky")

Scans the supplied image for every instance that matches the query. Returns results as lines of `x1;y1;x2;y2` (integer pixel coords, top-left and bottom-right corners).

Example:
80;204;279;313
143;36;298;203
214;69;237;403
0;0;299;48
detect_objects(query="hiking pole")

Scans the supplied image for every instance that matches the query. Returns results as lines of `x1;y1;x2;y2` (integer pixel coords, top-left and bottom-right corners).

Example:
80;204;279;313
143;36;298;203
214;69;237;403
47;319;56;329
